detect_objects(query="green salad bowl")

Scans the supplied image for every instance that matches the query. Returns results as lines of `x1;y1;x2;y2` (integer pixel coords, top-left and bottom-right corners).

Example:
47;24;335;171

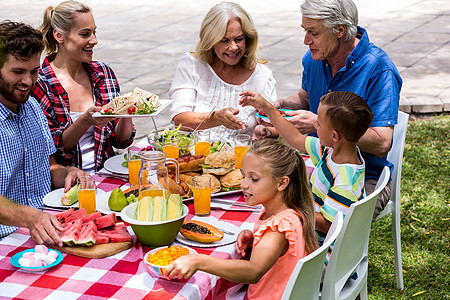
120;202;188;247
147;126;195;157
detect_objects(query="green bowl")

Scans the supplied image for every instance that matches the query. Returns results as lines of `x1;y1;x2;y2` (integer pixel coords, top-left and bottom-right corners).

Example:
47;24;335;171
120;202;188;247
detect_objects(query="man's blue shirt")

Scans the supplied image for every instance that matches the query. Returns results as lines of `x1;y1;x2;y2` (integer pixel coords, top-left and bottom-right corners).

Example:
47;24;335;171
0;98;56;238
301;26;402;180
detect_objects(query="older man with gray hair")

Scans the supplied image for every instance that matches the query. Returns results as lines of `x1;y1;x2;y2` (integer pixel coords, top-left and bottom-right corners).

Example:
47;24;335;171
255;0;402;220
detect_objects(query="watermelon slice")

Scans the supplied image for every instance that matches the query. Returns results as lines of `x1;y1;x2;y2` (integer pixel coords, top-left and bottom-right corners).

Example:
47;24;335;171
55;208;75;220
95;235;110;244
93;213;116;229
81;211;102;223
56;208;87;228
97;222;131;243
77;220;97;246
59;219;83;246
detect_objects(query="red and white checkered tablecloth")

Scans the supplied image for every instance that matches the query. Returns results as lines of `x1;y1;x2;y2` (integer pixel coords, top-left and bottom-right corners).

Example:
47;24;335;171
0;138;313;300
0;191;259;300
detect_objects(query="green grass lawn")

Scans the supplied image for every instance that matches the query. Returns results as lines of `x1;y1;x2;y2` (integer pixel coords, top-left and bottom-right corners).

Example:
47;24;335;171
367;113;449;299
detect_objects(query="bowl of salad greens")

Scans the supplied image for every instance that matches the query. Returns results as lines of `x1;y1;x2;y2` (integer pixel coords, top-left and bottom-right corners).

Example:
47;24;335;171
147;125;194;157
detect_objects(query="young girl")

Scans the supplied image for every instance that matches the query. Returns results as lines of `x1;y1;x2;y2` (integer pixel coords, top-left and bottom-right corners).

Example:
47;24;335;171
165;139;318;299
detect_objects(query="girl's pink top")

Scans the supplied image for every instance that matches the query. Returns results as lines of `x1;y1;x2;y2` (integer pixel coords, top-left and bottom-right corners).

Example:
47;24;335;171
247;208;307;300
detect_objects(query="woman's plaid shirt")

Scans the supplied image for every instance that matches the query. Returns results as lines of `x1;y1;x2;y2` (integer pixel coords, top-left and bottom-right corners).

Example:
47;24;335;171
30;57;135;171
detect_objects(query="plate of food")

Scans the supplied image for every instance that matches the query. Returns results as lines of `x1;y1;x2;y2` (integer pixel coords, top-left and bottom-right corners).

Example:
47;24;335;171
93;87;172;118
256;109;292;123
11;246;63;272
104;153;128;174
176;218;240;248
43;187;108;209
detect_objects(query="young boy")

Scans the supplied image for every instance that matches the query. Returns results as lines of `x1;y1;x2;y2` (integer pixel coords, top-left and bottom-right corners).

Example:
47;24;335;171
240;91;373;235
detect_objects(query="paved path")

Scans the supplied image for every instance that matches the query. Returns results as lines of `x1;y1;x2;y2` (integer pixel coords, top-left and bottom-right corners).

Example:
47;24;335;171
1;0;448;139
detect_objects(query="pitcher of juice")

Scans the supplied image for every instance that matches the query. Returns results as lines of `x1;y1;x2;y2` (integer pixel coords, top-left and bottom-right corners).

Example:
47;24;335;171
138;151;179;200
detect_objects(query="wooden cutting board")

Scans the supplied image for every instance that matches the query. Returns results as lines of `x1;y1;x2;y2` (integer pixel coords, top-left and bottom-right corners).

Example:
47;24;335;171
53;241;133;259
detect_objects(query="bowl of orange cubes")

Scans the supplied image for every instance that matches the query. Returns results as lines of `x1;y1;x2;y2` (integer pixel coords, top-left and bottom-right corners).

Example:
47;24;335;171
144;245;197;278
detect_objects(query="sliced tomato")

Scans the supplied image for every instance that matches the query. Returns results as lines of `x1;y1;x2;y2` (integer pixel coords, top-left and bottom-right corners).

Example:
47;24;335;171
128;106;136;114
105;107;114;114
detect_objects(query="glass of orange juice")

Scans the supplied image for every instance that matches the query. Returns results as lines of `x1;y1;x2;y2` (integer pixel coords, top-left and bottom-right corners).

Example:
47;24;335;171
193;176;212;216
77;175;96;215
127;148;142;186
234;134;251;169
194;130;210;157
162;136;179;159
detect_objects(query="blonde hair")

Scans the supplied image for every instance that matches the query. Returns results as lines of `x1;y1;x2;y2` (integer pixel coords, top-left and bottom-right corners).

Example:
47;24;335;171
248;139;318;254
38;0;91;56
192;1;261;70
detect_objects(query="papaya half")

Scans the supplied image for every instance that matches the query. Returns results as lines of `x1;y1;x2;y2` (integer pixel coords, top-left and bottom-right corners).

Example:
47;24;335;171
123;185;139;198
180;220;224;243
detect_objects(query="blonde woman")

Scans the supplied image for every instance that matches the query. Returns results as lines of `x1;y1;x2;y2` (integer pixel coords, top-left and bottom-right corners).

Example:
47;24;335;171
169;1;277;142
30;0;135;173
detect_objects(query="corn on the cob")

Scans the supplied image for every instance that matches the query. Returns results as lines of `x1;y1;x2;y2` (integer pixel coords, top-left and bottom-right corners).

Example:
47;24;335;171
61;185;78;206
152;196;167;222
136;196;151;221
167;194;183;220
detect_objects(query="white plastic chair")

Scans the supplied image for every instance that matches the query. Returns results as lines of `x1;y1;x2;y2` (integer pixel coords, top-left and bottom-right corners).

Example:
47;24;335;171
282;212;344;300
374;111;409;291
320;166;390;300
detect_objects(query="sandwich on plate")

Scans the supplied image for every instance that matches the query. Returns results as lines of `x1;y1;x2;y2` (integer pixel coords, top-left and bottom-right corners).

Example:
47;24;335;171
219;169;243;192
201;151;236;176
101;87;161;115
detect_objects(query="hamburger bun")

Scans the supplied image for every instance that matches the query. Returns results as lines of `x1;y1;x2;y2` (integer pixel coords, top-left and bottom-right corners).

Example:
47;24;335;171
219;169;243;191
202;151;236;175
202;174;221;193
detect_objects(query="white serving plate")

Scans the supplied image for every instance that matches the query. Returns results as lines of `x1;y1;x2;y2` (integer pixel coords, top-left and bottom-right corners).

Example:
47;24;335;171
103;153;128;174
43;188;107;209
93;99;172;118
176;217;240;248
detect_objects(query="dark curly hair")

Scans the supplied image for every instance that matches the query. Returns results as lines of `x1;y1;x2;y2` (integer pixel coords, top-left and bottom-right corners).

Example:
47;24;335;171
0;20;43;68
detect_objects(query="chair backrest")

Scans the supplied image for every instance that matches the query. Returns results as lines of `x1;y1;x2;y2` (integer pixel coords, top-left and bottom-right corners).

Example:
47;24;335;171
282;212;344;300
321;166;390;299
387;111;409;206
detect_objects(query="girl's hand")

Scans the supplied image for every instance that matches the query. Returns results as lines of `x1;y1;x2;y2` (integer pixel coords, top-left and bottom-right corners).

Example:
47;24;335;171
164;254;199;280
212;107;247;130
235;229;253;257
82;106;117;127
239;90;271;112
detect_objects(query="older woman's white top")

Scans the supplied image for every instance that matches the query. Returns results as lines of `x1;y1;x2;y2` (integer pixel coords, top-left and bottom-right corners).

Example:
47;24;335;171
169;53;277;142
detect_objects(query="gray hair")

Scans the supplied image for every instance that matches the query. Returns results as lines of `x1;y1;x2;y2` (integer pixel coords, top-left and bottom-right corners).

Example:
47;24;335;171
38;1;91;55
301;0;358;40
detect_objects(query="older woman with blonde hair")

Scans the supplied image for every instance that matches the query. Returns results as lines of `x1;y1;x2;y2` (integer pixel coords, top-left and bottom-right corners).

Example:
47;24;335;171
169;1;277;142
30;0;135;173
